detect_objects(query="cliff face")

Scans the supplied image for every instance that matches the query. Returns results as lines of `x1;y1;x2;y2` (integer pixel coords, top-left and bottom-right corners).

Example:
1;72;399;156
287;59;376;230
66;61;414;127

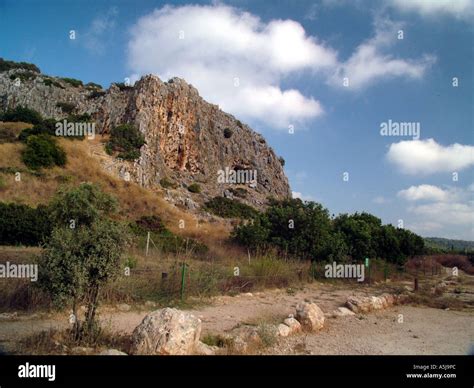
0;68;290;208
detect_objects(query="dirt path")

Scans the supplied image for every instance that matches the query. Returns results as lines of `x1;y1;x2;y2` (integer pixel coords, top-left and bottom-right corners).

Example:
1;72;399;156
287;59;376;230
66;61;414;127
264;306;474;355
1;281;473;355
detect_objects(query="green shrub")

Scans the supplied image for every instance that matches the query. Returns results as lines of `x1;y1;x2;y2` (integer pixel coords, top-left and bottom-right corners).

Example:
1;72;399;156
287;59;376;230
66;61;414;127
278;157;285;166
0;58;40;73
123;255;138;270
56;102;76;114
39;185;127;339
229;187;248;198
85;82;103;90
114;82;133;91
232;199;424;263
131;216;208;256
60;77;83;87
67;113;92;122
22;134;66;170
159;177;177;189
187;183;201;193
9;71;37;82
134;215;166;233
1;106;43;125
118;149;141;161
0;202;51;245
233;198;340;261
223;127;233;138
43;78;64;89
88;90;106;99
18;119;57;142
106;124;145;161
204;197;258;219
104;143;113;155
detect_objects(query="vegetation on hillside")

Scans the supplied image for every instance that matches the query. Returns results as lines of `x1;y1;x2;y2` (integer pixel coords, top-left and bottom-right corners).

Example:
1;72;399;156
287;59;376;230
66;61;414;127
233;198;425;264
59;77;83;88
424;237;474;253
0;106;43;125
22;134;66;170
105;124;145;161
0;203;51;245
0;58;40;73
205;196;258;219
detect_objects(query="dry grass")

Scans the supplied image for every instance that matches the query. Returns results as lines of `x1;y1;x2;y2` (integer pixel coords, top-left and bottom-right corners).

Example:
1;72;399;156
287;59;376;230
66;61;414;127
0;121;32;143
0;136;231;246
16;327;131;355
431;254;474;275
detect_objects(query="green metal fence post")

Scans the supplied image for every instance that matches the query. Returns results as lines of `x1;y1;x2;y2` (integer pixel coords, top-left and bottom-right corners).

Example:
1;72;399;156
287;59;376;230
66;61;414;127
180;262;187;301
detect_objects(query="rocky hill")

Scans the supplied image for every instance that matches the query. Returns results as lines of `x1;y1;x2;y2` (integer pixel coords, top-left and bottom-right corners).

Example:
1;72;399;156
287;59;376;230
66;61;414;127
0;63;290;210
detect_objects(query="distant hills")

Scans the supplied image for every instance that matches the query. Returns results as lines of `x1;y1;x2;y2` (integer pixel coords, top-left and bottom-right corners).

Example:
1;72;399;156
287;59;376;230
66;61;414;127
424;237;474;252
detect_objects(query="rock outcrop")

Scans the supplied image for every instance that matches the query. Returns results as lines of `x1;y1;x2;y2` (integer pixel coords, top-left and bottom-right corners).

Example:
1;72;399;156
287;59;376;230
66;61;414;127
130;308;202;355
345;293;407;314
295;302;325;331
0;67;290;208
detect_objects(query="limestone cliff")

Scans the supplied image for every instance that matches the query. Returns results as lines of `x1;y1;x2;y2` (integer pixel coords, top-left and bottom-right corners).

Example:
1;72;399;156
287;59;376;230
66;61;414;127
0;67;290;209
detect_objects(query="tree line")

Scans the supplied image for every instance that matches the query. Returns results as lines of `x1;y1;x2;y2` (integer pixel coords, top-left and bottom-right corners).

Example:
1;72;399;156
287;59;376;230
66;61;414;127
232;198;425;264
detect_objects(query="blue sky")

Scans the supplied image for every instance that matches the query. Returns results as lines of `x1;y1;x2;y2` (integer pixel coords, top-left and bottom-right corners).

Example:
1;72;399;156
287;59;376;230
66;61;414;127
1;0;473;239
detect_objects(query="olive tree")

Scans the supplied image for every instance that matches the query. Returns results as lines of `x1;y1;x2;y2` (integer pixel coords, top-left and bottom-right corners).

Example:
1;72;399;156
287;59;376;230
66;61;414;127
39;184;127;340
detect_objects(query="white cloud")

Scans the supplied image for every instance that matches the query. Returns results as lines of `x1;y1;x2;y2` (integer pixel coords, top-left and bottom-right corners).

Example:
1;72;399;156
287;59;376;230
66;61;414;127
389;0;474;19
409;201;474;226
82;7;118;54
397;184;448;201
387;138;474;175
127;6;434;128
400;184;474;239
330;17;435;89
127;4;335;128
292;191;314;201
408;221;443;233
373;196;390;204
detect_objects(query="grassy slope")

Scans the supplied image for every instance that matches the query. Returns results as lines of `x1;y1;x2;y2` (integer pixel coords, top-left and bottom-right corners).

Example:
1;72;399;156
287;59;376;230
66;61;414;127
0;123;230;246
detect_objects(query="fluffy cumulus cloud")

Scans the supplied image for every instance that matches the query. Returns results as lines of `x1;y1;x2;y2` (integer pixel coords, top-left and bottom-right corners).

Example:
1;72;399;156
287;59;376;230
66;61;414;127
128;4;334;128
398;184;474;239
330;17;435;89
387;138;474;175
397;184;448;201
389;0;474;19
127;5;434;128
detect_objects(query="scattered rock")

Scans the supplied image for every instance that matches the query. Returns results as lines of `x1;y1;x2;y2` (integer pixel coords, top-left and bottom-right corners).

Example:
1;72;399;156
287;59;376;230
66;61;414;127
71;346;94;355
0;312;18;320
295;302;325;331
333;307;356;317
195;341;219;355
99;349;127;356
346;293;403;313
283;317;302;334
130;308;202;355
227;326;262;353
117;303;131;312
277;324;291;337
